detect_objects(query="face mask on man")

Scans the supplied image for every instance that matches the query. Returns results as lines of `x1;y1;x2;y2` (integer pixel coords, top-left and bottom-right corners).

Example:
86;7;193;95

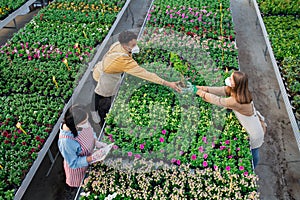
225;77;232;87
131;45;140;54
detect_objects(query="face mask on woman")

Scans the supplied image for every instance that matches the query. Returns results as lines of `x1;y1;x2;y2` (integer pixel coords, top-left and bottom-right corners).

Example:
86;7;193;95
225;77;232;87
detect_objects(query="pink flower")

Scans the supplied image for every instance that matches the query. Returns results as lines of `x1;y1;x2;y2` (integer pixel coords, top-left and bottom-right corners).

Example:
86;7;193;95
203;161;208;167
236;147;240;151
239;166;245;171
176;160;181;165
234;137;237;140
191;154;197;160
198;146;204;152
214;165;218;170
220;146;226;150
203;153;208;159
211;142;215;148
161;130;166;135
166;5;170;9
202;136;207;143
140;143;145;150
170;14;173;19
128;152;133;157
225;140;230;145
244;171;248;176
171;158;176;163
134;154;141;159
225;166;231;171
113;145;118;149
159;137;164;143
179;151;184;155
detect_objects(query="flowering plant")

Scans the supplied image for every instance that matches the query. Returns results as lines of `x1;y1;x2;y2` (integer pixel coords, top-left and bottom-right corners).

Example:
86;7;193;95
81;0;260;198
0;0;126;198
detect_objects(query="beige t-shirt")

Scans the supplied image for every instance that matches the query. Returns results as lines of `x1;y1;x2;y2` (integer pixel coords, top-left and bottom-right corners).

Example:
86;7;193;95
94;42;165;97
200;86;264;149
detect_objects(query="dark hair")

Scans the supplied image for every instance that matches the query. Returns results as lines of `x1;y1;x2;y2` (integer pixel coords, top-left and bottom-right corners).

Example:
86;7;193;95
230;71;252;104
118;31;138;44
63;105;88;137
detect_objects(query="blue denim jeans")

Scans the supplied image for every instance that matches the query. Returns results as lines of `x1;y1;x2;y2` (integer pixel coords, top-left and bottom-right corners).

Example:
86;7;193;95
251;148;260;169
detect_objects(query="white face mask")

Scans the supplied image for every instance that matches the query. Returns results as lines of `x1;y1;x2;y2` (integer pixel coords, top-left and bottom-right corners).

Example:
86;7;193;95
77;121;90;129
225;77;232;87
131;45;140;54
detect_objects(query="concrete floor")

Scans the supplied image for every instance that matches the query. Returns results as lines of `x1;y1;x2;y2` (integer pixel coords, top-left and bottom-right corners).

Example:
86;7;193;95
231;0;300;199
1;0;300;200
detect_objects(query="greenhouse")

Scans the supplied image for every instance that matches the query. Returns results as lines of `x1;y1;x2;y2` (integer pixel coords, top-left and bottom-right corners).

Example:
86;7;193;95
0;0;299;199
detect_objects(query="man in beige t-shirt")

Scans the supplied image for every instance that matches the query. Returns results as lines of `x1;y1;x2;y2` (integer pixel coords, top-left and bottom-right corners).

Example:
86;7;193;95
93;31;180;126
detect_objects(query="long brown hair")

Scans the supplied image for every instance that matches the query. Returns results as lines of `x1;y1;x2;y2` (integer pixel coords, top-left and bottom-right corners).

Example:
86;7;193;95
229;71;252;104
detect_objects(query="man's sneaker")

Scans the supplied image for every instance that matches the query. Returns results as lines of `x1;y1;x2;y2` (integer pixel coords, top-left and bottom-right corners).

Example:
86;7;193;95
91;111;100;123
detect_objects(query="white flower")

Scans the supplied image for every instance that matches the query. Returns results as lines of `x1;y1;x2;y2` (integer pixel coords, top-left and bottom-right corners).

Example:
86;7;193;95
104;192;117;200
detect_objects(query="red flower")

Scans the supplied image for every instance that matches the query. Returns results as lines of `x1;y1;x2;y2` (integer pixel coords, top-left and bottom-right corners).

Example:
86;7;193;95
194;26;199;30
35;136;41;141
2;130;8;137
22;141;27;146
4;140;9;144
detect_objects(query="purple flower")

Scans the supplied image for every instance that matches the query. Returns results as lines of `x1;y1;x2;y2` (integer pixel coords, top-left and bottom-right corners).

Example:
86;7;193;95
203;161;208;167
239;166;245;171
159;137;164;143
225;166;231;171
176;160;181;165
203;153;208;159
191;154;197;160
211;142;215;148
128;152;132;157
140;143;145;150
198;146;204;152
179;151;184;155
161;130;166;135
134;154;141;159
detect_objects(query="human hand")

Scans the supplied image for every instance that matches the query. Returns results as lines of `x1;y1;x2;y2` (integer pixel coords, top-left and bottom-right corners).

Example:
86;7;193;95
164;81;181;93
196;89;206;98
196;86;208;92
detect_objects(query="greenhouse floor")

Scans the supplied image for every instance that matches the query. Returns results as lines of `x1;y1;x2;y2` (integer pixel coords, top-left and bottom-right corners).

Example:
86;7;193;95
0;0;299;199
231;0;300;199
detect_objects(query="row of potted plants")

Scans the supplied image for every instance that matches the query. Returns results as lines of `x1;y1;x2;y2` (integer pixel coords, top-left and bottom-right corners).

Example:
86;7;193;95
257;0;299;16
0;0;27;20
257;0;300;119
81;159;259;200
0;0;126;198
80;0;259;199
